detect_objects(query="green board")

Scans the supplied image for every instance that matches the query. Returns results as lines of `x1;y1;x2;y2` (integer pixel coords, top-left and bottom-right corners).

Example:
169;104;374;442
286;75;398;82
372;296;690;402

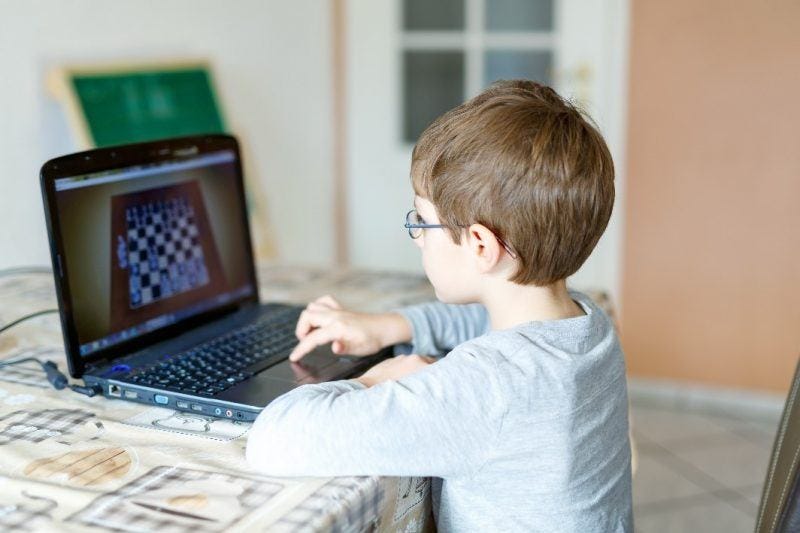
70;68;225;147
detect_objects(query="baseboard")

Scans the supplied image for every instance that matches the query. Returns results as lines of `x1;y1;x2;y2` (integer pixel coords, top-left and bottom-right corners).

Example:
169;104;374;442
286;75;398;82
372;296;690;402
628;376;786;420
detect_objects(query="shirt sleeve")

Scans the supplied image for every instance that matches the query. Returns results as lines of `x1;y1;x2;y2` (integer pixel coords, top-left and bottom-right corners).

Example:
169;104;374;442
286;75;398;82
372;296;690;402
245;348;506;478
394;302;490;357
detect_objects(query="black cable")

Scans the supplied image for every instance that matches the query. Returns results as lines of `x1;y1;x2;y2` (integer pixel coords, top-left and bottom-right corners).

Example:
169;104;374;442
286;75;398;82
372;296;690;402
0;357;44;370
0;358;67;389
0;357;99;397
0;310;100;397
0;266;53;278
0;309;59;335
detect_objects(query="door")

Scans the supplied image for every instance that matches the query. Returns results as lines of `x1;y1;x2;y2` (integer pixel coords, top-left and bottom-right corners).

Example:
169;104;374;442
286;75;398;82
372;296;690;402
345;0;629;301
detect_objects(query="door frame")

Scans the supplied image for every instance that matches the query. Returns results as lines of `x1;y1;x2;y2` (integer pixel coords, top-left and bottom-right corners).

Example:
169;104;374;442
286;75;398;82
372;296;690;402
333;0;631;306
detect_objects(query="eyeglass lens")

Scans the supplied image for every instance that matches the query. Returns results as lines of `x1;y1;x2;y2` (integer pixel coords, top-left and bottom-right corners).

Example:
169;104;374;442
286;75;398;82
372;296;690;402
406;210;422;239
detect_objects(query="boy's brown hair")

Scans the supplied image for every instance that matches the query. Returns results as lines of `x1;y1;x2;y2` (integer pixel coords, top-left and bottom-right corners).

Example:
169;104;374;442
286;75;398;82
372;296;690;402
410;79;615;286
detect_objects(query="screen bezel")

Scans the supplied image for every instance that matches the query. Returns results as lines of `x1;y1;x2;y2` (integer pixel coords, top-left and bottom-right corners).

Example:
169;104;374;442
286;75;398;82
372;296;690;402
40;134;260;378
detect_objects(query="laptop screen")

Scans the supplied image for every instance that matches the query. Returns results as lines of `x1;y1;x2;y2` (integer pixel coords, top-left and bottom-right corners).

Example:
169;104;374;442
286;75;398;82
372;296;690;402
53;149;256;358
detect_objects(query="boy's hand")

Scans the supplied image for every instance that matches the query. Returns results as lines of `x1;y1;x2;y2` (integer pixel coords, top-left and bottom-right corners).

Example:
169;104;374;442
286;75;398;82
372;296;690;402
289;295;412;362
355;354;436;388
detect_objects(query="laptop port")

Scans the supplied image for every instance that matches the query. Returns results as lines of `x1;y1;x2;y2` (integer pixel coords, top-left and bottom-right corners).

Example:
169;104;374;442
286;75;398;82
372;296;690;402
190;404;203;412
176;401;189;409
124;390;138;399
108;384;121;397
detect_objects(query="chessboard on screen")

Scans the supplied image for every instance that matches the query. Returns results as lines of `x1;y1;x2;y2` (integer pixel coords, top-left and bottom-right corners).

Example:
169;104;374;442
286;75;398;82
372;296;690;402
54;149;254;355
110;181;228;332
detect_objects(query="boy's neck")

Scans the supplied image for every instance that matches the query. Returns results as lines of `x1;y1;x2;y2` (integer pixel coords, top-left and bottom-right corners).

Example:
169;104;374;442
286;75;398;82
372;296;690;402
480;278;585;331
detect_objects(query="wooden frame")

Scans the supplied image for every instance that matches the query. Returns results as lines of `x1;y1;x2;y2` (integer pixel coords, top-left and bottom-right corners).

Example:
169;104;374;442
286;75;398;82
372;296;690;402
47;59;276;262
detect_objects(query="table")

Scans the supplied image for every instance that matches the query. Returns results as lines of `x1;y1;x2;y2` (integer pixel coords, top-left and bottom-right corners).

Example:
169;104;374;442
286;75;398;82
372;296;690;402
0;264;438;532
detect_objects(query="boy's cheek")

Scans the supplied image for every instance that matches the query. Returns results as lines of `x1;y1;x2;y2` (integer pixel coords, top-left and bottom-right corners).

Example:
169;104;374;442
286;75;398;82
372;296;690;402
432;270;480;305
430;280;462;304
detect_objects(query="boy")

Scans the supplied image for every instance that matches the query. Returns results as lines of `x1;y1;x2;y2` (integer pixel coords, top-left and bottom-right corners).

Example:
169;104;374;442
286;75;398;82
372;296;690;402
246;80;632;532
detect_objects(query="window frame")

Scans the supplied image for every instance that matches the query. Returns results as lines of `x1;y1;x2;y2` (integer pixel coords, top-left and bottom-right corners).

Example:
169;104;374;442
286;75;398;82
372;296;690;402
398;0;561;144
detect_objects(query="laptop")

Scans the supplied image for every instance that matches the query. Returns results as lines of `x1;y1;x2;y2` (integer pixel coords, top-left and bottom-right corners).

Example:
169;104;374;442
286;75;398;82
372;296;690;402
40;134;390;421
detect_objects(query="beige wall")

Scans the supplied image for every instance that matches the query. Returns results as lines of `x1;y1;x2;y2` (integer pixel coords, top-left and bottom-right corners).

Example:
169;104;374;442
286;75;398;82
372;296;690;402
0;0;335;270
622;0;800;392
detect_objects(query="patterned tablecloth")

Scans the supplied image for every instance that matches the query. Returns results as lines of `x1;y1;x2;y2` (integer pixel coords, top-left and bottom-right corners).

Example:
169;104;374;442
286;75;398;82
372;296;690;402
0;264;438;533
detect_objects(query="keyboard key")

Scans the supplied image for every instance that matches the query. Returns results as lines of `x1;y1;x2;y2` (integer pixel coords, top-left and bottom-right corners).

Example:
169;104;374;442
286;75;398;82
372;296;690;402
116;307;303;395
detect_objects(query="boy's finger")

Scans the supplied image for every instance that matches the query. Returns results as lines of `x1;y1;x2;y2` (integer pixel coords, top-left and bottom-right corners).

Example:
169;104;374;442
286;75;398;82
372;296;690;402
315;295;341;309
296;309;328;339
295;309;314;339
289;326;341;362
307;301;336;312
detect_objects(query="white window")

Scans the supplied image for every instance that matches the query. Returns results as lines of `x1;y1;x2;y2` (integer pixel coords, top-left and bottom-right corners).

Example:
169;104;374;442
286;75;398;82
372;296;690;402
401;0;557;142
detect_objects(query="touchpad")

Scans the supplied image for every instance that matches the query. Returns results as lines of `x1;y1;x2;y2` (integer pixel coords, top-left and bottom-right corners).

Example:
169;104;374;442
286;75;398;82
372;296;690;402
263;348;359;384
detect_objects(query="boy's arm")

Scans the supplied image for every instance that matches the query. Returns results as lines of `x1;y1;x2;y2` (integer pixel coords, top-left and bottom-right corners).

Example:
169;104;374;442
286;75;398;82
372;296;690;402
287;296;487;362
395;302;489;357
245;348;505;478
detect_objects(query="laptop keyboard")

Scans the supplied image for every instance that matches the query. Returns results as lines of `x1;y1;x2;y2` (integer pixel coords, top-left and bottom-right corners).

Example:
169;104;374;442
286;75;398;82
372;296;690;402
122;307;301;397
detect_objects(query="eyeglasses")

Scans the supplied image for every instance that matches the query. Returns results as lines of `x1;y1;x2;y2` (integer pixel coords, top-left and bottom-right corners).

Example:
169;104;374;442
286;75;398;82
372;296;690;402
403;209;517;259
404;209;447;239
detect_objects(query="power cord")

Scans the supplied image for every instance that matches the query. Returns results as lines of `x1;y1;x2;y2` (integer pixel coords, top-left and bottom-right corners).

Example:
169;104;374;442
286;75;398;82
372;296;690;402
0;265;53;278
0;309;59;335
0;309;100;397
0;357;99;397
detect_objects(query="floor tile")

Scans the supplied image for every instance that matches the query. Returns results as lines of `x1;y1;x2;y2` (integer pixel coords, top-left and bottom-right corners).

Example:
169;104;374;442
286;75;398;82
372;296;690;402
630;405;732;446
635;493;755;533
712;415;781;449
666;432;771;489
733;482;765;510
629;393;781;531
633;453;707;508
655;420;770;452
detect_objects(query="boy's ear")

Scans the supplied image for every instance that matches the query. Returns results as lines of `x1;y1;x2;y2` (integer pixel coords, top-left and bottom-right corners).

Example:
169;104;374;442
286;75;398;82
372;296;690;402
466;223;503;273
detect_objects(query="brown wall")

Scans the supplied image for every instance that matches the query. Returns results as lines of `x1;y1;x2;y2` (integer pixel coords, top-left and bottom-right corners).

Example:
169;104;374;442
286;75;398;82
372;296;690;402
622;0;800;393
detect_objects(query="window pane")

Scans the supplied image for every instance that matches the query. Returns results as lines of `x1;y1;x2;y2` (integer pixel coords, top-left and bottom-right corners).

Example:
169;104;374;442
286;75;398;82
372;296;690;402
403;51;464;143
484;50;552;86
403;0;465;31
485;0;553;32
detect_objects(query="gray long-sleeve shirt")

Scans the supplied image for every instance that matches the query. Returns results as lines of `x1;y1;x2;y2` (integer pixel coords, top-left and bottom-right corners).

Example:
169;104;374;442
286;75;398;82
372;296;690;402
246;291;633;532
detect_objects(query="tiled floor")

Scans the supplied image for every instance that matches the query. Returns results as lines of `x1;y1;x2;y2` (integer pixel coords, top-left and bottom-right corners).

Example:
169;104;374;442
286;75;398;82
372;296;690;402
631;398;781;532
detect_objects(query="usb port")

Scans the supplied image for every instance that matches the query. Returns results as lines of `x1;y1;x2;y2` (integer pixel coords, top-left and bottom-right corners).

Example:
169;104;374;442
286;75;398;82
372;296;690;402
124;390;138;399
176;401;189;409
190;404;203;412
